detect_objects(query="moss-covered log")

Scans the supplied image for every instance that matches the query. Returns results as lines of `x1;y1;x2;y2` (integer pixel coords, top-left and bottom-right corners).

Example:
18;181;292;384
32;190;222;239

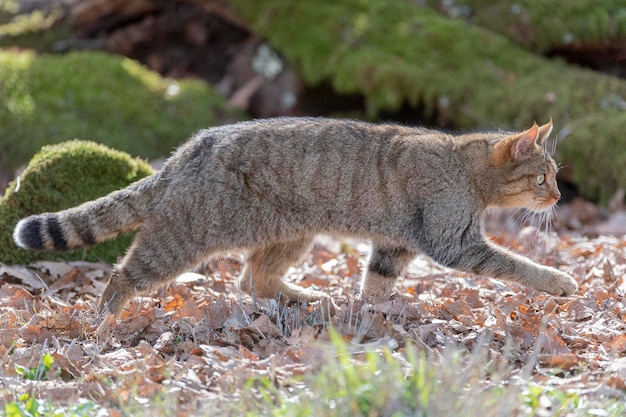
228;0;626;203
424;0;626;53
0;140;153;264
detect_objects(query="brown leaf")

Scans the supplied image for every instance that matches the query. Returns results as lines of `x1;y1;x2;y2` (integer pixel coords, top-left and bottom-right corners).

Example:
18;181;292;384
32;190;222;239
517;308;543;336
286;327;320;350
484;308;507;330
460;288;484;308
608;334;626;353
0;265;44;290
538;353;580;370
606;375;626;390
508;322;535;350
238;344;259;362
604;358;626;390
43;314;85;339
154;331;176;354
561;299;595;321
203;297;232;329
4;287;35;308
112;314;153;342
444;299;477;326
301;274;331;288
164;293;185;312
541;327;571;355
48;268;83;293
250;314;282;338
18;315;55;344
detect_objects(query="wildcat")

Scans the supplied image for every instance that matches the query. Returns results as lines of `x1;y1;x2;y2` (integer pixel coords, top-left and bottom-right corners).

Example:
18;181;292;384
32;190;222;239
13;117;578;316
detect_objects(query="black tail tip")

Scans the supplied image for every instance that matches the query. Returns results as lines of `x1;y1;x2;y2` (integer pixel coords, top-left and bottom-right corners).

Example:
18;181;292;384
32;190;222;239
13;217;44;250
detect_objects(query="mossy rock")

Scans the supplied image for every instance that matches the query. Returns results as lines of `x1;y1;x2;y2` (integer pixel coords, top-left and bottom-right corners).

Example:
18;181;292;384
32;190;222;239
0;140;154;264
229;0;626;204
0;49;239;176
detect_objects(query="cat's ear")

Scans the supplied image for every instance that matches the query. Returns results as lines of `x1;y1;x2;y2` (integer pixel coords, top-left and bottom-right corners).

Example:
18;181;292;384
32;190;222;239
491;123;540;166
537;118;553;146
510;122;540;160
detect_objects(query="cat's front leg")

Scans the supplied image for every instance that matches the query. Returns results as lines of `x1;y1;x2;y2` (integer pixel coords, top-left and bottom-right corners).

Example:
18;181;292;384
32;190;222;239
447;241;578;296
361;244;417;300
535;267;578;296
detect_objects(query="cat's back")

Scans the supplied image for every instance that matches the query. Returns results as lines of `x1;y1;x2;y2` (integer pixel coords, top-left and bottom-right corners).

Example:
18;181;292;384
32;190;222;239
213;117;425;149
166;117;426;175
161;117;441;198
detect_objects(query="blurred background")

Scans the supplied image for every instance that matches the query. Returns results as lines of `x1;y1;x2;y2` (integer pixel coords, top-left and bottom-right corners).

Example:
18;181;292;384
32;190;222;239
1;0;625;232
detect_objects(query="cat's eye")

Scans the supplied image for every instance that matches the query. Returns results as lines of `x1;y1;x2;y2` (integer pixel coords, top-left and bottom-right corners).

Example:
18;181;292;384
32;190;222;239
536;174;545;185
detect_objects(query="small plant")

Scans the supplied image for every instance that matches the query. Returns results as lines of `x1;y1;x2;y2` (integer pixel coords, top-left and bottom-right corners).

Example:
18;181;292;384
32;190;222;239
14;352;54;381
216;329;611;417
4;394;99;417
4;393;40;417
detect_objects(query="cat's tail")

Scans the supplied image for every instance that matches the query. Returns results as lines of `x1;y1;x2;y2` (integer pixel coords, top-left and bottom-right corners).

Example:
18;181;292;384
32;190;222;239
13;174;158;251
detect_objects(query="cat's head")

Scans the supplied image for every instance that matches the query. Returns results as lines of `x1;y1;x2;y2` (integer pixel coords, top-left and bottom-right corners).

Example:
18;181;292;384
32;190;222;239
489;119;561;212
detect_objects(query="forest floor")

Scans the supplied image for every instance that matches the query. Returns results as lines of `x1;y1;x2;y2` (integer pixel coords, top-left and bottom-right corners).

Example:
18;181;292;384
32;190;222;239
1;197;626;416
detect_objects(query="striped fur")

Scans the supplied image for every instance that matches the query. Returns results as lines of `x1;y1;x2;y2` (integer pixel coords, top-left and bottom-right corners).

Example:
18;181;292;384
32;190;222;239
13;117;577;315
14;175;157;251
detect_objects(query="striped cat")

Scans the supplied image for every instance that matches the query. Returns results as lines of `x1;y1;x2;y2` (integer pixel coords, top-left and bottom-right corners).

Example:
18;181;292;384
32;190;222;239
14;118;578;315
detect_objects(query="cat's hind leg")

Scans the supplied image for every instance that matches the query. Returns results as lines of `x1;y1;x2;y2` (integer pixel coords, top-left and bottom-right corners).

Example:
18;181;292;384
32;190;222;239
361;243;416;301
239;236;326;303
98;224;215;316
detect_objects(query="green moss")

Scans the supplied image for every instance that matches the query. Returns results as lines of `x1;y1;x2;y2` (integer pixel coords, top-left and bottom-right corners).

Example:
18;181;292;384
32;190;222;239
425;0;626;52
0;140;154;264
0;49;239;175
559;111;626;204
0;1;78;52
228;0;623;123
0;8;59;37
229;0;626;203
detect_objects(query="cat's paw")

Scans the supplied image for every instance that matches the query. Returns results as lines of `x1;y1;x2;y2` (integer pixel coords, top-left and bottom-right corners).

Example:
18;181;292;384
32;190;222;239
269;283;338;316
360;275;397;300
546;270;578;296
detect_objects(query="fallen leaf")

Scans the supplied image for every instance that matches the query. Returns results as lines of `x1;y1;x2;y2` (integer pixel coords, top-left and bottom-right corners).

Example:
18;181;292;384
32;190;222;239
164;293;185;312
608;334;626;353
250;314;282;338
0;264;44;290
541;327;571;355
538;353;580;370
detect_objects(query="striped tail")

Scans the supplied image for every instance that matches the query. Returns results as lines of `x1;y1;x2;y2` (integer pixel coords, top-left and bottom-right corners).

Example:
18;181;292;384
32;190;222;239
13;175;155;251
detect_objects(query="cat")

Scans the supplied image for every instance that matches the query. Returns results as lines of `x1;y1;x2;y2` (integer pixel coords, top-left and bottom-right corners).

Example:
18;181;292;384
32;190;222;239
13;117;578;316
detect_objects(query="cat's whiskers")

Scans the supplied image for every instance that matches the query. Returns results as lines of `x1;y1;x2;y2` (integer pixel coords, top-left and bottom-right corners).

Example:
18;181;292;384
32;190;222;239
540;203;559;246
550;134;558;156
507;200;558;252
501;207;526;234
539;206;558;255
529;201;551;228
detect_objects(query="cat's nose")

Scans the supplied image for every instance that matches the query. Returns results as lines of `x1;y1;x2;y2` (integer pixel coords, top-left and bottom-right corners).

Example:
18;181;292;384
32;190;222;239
553;190;561;202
